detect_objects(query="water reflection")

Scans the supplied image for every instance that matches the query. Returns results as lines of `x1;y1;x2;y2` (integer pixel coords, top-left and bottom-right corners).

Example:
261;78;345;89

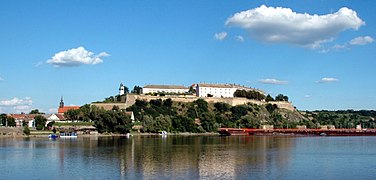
1;136;376;179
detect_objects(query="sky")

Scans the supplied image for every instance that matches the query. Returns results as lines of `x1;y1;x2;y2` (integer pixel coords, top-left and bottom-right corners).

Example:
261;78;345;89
0;0;375;113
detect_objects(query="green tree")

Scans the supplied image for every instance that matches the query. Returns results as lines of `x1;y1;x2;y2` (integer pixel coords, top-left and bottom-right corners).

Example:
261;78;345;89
0;114;7;126
163;99;173;107
231;105;248;121
7;117;16;127
172;115;196;132
275;94;289;101
35;115;47;130
238;115;260;128
23;126;30;135
29;109;43;114
154;114;172;132
214;102;230;113
131;86;142;94
265;94;274;102
193;99;209;114
142;115;156;132
234;90;265;100
200;112;217;132
265;104;278;113
234;90;247;98
78;104;91;122
92;110;132;134
123;86;130;94
112;105;120;111
65;109;80;121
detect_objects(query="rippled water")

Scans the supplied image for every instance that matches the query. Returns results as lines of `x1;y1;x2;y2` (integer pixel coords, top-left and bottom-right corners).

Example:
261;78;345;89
1;135;376;179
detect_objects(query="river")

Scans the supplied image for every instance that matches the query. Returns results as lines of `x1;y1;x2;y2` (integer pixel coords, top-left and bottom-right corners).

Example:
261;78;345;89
1;135;375;179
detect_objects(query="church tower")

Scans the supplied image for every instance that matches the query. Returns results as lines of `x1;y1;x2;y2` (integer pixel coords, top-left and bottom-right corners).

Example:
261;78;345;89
119;83;125;96
59;96;64;108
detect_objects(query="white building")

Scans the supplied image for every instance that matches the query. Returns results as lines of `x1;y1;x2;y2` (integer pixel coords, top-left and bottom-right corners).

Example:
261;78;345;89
142;85;189;94
196;83;264;98
8;113;65;128
119;83;125;95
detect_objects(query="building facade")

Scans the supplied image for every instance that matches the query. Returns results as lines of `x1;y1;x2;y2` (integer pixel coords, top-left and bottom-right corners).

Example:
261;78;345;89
195;83;264;98
142;85;189;94
58;97;80;114
119;83;125;96
8;113;65;128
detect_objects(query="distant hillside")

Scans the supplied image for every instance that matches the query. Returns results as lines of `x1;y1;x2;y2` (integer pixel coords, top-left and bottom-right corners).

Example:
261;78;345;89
301;110;376;129
126;98;307;132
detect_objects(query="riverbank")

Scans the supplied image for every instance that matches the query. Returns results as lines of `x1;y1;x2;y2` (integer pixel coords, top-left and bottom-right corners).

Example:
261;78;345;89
0;127;24;137
27;131;219;138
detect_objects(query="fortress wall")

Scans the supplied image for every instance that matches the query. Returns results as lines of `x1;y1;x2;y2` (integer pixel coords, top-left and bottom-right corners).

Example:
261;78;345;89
125;94;295;111
91;103;127;110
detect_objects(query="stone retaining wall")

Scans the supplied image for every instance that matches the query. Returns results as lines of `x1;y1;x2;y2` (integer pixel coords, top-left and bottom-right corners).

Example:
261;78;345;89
126;94;295;111
0;127;24;137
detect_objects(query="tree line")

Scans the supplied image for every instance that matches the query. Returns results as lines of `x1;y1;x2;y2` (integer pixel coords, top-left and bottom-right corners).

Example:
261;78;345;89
234;90;289;102
301;110;376;129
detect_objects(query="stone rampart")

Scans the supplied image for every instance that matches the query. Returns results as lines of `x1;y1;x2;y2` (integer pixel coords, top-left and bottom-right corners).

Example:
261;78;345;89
126;94;296;111
91;103;127;111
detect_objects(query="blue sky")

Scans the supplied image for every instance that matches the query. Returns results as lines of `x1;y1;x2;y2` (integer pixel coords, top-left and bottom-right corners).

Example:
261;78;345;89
0;0;375;113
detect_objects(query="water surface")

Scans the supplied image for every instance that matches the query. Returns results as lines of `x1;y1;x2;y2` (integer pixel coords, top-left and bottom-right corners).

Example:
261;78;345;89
1;135;375;179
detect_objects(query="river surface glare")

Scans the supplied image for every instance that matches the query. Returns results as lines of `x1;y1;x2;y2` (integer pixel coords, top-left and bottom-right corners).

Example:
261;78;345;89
1;135;376;179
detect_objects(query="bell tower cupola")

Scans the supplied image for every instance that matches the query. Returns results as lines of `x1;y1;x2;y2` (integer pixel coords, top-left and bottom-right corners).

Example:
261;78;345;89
119;83;125;96
59;96;64;108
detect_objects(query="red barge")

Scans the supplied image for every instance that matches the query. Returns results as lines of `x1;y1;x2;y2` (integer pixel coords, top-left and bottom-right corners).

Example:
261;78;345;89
218;128;376;136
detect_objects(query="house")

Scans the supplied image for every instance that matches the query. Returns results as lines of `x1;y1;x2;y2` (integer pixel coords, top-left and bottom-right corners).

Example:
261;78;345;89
195;83;264;98
8;113;65;128
8;114;36;128
58;97;80;114
45;113;65;125
142;85;189;94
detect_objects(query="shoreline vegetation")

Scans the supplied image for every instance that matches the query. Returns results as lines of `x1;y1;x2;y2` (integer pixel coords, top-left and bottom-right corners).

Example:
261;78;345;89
2;96;376;137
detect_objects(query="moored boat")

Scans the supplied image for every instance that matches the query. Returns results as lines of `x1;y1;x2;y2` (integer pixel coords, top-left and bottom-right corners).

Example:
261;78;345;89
60;132;78;138
218;128;250;136
48;134;59;139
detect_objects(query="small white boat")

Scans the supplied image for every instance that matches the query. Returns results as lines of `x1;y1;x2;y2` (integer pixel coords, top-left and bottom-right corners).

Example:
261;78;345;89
60;132;78;138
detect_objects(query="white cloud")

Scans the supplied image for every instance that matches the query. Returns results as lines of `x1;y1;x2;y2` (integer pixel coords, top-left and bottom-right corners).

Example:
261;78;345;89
46;47;109;67
316;77;339;83
349;36;374;45
0;97;33;113
235;35;244;42
226;5;364;48
0;97;32;106
332;44;348;50
258;78;288;85
322;35;374;53
14;105;32;110
214;32;227;40
304;95;311;98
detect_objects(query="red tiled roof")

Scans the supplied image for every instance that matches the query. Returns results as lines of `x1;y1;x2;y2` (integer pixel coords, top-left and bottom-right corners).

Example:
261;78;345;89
55;113;66;120
58;106;80;114
8;114;37;121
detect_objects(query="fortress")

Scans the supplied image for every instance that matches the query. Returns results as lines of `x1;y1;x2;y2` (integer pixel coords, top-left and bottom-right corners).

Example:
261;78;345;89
92;83;295;111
